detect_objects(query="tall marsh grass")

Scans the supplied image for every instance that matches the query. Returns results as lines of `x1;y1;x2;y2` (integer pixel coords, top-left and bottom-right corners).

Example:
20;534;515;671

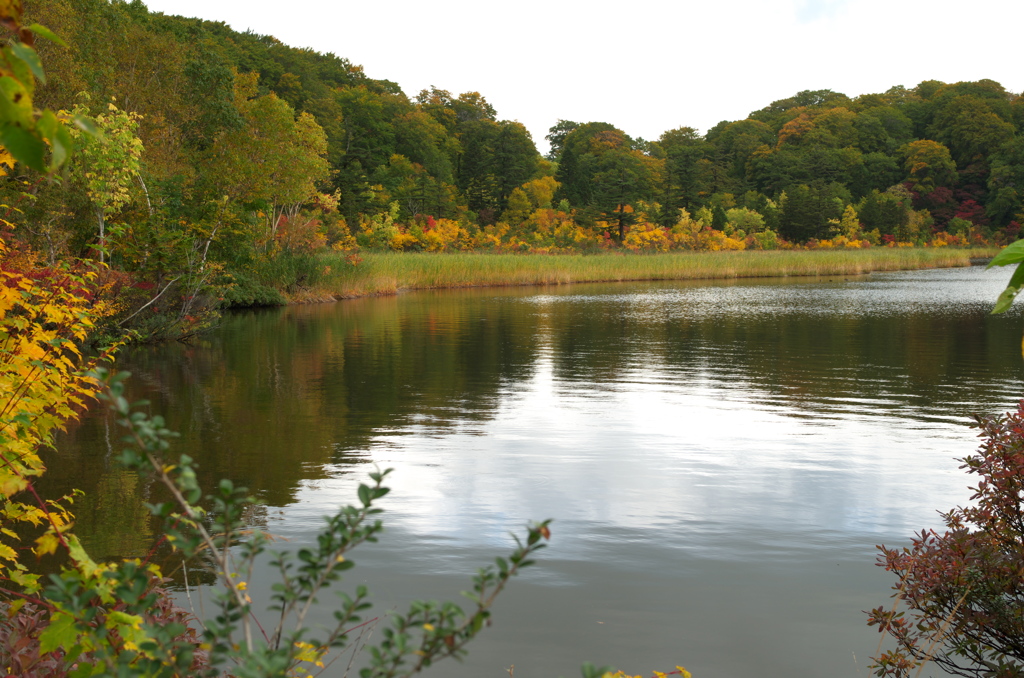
304;249;997;300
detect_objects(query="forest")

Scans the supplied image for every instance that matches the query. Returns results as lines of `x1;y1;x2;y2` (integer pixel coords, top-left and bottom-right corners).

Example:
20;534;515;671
3;0;1023;335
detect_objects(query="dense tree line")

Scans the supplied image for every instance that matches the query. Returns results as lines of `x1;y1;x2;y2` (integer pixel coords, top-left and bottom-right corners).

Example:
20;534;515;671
18;0;543;245
1;0;1021;329
550;80;1024;243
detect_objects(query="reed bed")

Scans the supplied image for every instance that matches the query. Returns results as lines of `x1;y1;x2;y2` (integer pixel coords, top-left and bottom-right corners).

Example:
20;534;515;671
308;248;998;299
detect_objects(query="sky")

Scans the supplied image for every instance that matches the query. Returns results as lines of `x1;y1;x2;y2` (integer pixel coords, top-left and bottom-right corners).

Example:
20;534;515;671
141;0;1024;152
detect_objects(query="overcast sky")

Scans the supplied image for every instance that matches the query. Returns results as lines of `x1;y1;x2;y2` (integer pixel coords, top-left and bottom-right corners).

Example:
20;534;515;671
141;0;1024;151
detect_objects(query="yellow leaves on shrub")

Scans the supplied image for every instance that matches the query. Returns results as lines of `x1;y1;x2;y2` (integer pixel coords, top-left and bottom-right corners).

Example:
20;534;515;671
601;668;691;678
106;609;147;652
376;217;475;252
624;224;672;253
293;640;327;670
0;243;114;587
390;231;421;251
807;237;873;250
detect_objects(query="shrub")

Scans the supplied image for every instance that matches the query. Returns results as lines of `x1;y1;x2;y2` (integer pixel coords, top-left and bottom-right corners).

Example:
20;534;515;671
0;579;210;678
0;244;118;594
220;270;288;307
868;403;1024;677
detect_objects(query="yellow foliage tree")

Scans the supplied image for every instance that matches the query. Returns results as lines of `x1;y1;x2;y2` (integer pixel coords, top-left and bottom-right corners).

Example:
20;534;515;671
67;102;144;263
521;176;559;210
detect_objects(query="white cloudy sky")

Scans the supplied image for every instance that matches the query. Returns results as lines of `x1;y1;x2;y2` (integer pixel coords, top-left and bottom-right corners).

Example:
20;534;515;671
141;0;1023;150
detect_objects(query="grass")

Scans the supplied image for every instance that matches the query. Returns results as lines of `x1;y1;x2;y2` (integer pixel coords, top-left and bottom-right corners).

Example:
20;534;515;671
299;248;1000;301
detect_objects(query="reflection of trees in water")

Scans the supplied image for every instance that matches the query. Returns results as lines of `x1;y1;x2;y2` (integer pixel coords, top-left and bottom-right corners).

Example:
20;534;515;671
49;292;543;562
48;283;1023;563
76;468;154;560
549;301;1022;421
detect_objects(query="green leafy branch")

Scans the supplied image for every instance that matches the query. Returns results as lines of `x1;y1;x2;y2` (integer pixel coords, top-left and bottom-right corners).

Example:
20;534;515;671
83;367;551;678
0;2;93;173
362;520;551;678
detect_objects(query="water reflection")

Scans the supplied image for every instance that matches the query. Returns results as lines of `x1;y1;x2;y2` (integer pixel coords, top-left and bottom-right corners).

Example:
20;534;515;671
49;265;1024;677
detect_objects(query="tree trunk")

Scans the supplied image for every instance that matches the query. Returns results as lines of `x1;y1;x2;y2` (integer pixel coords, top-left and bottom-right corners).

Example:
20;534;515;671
97;208;105;264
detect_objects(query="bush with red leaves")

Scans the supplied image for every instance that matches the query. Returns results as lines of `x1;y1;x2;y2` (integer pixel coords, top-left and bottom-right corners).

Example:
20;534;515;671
0;577;208;677
869;402;1024;677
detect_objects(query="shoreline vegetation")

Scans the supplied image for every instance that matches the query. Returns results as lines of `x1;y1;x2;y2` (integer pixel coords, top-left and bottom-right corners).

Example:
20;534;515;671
294;249;999;302
4;1;1021;341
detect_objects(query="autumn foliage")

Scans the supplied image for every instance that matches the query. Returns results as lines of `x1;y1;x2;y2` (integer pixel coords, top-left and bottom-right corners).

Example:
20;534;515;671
0;239;112;581
0;2;1014;317
869;403;1024;677
340;200;982;255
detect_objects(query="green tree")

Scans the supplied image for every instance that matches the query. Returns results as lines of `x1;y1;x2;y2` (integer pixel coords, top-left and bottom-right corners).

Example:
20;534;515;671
986;136;1024;225
68;102;144;263
850;151;902;198
545;119;579;160
333;85;404;221
459;119;539;210
375;153;460;219
854;107;913;154
180;50;244;152
204;73;329;250
902;139;958;194
491;121;540;208
500;186;532;225
929;95;1016;168
748;89;852;128
725;206;765;234
554;121;618;206
393;109;456;183
776;107;858;149
857;187;912;239
778;181;847;242
582;130;653;241
416;87;496;132
705;118;774;192
659;126;711;216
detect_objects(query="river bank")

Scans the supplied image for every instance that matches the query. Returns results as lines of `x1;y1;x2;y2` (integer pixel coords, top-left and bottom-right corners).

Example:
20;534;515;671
291;248;999;302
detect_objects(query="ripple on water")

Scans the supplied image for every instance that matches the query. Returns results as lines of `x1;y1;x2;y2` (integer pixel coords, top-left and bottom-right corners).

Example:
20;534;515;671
53;265;1024;678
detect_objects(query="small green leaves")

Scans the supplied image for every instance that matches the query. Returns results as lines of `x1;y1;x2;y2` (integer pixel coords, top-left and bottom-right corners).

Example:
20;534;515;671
70;113;98;135
37;109;73;168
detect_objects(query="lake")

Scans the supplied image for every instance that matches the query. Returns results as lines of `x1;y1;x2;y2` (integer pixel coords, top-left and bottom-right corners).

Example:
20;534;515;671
49;264;1024;678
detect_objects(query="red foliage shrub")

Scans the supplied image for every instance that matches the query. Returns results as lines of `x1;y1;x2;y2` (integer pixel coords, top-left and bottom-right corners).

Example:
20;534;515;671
869;402;1024;677
0;578;208;677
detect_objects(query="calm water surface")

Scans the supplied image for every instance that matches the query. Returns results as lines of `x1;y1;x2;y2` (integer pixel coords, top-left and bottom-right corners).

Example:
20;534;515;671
50;265;1024;678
